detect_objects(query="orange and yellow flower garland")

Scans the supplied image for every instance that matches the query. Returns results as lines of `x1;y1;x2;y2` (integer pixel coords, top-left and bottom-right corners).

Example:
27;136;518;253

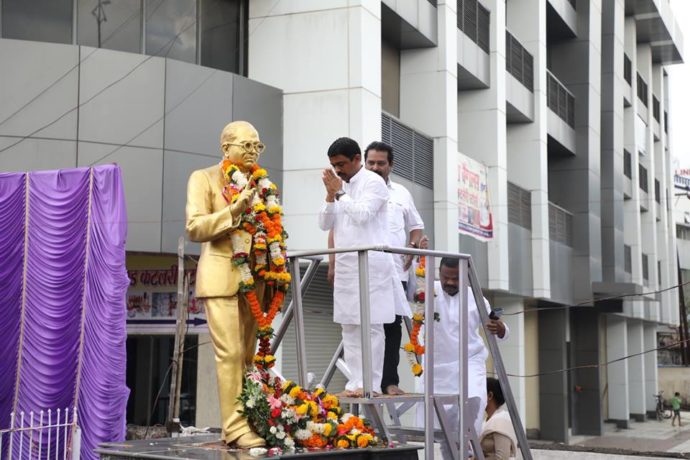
403;256;426;377
220;159;291;370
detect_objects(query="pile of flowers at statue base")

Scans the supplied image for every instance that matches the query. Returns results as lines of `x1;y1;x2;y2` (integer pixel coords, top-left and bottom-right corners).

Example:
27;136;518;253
239;367;379;455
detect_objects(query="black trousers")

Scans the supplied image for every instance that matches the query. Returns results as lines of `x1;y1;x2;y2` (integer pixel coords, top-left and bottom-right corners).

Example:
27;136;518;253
381;281;406;392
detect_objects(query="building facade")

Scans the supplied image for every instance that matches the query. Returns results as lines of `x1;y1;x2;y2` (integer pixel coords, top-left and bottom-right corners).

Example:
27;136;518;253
0;0;685;441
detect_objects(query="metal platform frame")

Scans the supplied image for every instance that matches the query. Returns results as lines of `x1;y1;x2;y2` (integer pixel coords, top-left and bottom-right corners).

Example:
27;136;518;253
269;246;533;460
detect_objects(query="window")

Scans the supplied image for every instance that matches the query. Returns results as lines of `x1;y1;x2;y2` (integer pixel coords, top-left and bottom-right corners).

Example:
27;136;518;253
145;0;197;63
639;165;648;192
623;54;632;85
642;253;649;282
77;0;142;53
677;225;690;241
664;111;669;134
381;113;434;189
2;0;73;44
200;0;245;73
508;182;531;230
458;0;490;53
653;97;660;122
654;179;660;204
506;31;534;92
549;203;573;246
624;150;632;179
658;260;662;286
637;73;648;107
624;245;632;274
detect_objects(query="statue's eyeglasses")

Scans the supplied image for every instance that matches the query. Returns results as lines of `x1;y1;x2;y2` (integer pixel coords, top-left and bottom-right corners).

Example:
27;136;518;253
227;141;265;154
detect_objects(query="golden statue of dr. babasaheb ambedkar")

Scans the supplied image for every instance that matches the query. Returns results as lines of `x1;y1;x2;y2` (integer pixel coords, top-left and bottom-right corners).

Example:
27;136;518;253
185;121;266;449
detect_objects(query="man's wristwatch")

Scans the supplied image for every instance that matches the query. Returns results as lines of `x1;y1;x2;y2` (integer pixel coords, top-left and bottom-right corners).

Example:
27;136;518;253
335;191;346;201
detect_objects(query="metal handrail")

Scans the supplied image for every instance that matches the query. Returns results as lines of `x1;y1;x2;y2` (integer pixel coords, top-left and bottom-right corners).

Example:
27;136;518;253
284;246;532;460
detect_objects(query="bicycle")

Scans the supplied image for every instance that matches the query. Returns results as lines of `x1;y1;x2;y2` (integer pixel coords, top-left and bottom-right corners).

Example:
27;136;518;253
654;392;673;420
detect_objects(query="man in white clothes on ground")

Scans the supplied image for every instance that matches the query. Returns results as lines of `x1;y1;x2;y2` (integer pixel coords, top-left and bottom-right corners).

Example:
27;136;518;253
417;255;508;458
318;137;407;397
364;141;424;395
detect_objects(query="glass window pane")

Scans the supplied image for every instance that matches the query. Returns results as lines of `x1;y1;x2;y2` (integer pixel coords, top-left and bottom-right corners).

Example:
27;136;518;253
77;0;142;53
145;0;196;62
2;0;73;44
200;0;244;74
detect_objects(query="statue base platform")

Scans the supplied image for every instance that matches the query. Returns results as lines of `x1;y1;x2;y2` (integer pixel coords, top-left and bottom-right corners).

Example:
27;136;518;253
97;434;421;459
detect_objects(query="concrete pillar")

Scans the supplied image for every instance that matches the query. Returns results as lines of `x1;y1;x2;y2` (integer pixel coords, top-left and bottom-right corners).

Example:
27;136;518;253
538;308;568;442
457;0;508;291
400;0;458;252
623;17;644;292
494;295;526;426
600;0;627;284
547;0;603;303
194;334;220;427
247;1;382;251
606;315;630;427
571;309;602;435
643;323;659;415
506;0;550;299
627;320;646;421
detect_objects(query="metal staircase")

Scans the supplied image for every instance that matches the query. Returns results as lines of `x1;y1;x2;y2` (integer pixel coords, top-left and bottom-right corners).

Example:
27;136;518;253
273;246;532;460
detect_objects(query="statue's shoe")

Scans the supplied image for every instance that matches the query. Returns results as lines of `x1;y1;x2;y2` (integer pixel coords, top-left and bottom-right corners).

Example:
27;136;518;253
232;431;266;449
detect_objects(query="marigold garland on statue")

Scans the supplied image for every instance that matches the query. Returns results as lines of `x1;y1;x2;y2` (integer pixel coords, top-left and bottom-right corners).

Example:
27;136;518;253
403;255;427;376
220;159;290;370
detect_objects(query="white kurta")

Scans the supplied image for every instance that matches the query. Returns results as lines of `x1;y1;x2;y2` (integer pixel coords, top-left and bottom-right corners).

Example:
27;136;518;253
318;167;405;325
418;281;510;443
387;181;424;316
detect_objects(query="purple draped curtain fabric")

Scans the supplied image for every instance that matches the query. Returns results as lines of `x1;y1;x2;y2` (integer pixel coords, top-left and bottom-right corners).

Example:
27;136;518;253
0;165;129;459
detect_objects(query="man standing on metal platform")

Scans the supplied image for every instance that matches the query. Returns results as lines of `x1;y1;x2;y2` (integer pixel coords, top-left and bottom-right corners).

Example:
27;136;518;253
318;137;407;397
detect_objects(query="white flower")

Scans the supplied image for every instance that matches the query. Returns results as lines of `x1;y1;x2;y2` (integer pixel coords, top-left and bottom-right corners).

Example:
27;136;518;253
341;413;352;423
249;447;267;457
280;394;295;405
276;431;286;440
284;437;295;450
269;426;277;434
246;398;255;409
295;429;312;440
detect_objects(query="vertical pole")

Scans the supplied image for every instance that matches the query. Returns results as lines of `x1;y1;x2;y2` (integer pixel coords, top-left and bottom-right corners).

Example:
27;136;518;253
8;412;14;460
289;257;309;387
424;255;435;460
168;237;186;433
37;411;44;460
458;259;469;459
358;251;373;398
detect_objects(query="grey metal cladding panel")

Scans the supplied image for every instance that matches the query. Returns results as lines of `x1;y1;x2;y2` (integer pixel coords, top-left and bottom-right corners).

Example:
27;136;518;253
459;233;487;287
0;138;77;172
390;173;434;247
508;223;533;296
413;133;434;189
549;241;574;304
0;39;79;141
161;150;218;255
77;142;163;252
164;59;233;157
232;75;284;188
78;48;165;149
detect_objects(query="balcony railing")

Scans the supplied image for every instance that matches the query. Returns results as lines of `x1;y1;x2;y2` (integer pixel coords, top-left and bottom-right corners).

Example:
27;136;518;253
549;202;573;247
506;31;534;91
547;70;575;128
458;0;491;53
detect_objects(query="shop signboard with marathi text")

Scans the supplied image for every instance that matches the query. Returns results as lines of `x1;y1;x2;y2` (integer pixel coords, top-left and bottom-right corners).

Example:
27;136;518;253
458;152;493;241
126;255;206;333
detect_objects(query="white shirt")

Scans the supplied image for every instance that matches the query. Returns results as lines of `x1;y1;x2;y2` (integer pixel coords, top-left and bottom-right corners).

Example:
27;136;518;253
318;167;406;325
387;181;424;280
429;281;510;393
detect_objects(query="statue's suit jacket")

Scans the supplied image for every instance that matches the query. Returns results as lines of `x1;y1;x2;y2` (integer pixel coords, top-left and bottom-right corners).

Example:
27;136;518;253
185;165;253;298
